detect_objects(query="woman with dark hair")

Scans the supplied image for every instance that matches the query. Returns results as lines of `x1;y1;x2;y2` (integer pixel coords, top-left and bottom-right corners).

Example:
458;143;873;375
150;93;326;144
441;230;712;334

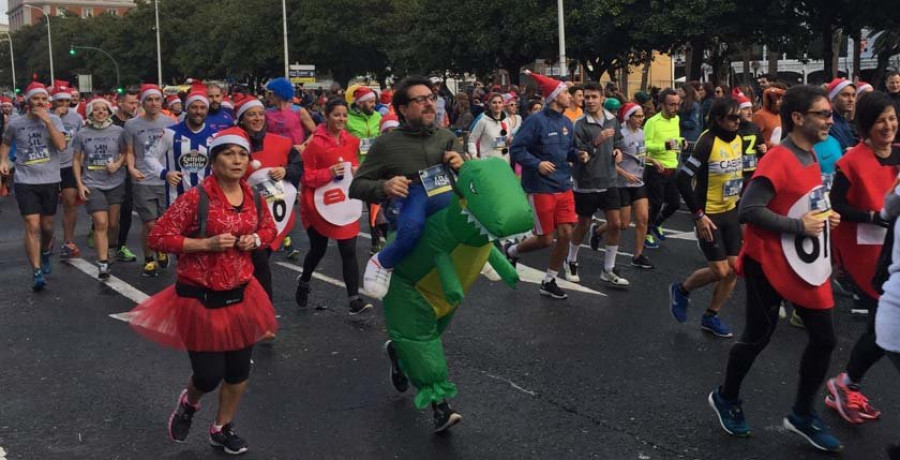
294;98;372;314
468;93;511;162
700;82;716;129
825;91;899;425
450;92;473;133
679;83;702;142
526;99;543;116
128;128;278;455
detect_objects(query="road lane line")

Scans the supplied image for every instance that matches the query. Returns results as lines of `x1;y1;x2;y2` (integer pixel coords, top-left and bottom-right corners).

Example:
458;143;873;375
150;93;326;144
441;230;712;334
65;258;148;322
481;371;537;396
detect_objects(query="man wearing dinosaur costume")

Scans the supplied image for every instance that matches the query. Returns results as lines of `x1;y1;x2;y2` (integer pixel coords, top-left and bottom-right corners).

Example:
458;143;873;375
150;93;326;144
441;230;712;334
350;76;535;433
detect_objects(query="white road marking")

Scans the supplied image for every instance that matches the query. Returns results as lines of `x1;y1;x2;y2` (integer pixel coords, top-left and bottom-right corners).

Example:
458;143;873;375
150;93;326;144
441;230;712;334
481;370;537;396
66;258;150;305
0;446;8;460
274;261;359;293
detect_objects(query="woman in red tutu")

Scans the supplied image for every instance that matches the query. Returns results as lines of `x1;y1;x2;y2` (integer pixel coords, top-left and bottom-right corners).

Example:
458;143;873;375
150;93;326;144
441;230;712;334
128;127;277;455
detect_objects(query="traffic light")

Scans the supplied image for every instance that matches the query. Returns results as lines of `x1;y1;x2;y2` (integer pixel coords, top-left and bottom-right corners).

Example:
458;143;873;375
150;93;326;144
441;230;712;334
14;87;20;94
69;45;75;56
117;87;123;94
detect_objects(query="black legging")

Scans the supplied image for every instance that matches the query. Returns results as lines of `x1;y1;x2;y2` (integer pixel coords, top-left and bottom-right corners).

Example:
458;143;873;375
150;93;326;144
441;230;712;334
117;175;133;248
644;167;680;228
300;227;359;298
252;248;273;300
188;346;253;393
722;257;837;415
846;290;885;383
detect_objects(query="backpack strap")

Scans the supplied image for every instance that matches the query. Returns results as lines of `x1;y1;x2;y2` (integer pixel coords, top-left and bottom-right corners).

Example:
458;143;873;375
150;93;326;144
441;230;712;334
253;188;263;225
193;185;209;238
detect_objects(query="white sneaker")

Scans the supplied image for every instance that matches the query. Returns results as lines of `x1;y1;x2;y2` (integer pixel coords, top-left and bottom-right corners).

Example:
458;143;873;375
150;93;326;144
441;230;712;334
778;302;787;320
564;260;580;283
600;269;630;287
363;255;392;300
480;264;501;281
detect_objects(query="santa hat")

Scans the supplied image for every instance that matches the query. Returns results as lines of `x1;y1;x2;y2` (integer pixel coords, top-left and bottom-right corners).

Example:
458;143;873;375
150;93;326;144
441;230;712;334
235;97;264;121
69;87;79;96
501;93;514;103
189;79;208;94
166;94;182;106
826;78;855;100
210;127;251;153
619;102;641;122
856;81;874;94
379;90;392;105
523;70;567;104
380;113;399;133
0;96;11;106
24;82;49;100
353;86;375;104
184;91;209;108
731;90;752;110
86;96;114;116
221;96;234;110
50;85;73;101
139;84;162;103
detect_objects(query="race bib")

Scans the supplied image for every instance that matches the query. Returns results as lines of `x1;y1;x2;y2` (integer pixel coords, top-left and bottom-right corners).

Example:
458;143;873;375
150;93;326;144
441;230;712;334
313;161;363;226
781;188;832;286
24;146;50;165
247;168;297;237
742;154;757;170
809;185;832;218
359;137;374;155
87;152;112;170
723;178;743;197
419;164;453;197
636;145;647;168
493;136;508;150
821;173;834;192
178;150;209;175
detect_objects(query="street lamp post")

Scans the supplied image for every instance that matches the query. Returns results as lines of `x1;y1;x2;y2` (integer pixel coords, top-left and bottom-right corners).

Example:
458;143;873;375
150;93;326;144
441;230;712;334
0;32;16;91
557;0;566;79
282;0;289;78
154;0;162;85
70;45;120;91
22;5;54;83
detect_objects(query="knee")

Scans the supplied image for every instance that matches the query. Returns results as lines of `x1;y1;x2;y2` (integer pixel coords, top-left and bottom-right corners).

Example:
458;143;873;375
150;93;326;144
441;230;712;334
538;234;555;247
223;364;251;385
24;220;40;235
191;372;223;393
711;264;732;281
555;227;573;242
811;331;837;354
397;219;425;242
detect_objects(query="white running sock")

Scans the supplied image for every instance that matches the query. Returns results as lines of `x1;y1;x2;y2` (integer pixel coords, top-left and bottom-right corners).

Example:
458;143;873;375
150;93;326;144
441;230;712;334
507;244;519;258
604;245;618;272
543;269;558;283
567;243;580;263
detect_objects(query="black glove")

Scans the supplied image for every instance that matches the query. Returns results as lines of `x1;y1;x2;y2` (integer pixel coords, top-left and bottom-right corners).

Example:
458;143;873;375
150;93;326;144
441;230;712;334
872;211;891;229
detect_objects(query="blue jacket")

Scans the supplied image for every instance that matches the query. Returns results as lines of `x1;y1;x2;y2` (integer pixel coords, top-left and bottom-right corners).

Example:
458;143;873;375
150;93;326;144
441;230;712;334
829;112;857;151
206;108;234;133
510;107;578;194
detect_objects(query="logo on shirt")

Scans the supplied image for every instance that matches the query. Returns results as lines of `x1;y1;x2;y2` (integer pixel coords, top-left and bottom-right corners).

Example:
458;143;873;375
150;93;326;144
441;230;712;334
561;126;569;136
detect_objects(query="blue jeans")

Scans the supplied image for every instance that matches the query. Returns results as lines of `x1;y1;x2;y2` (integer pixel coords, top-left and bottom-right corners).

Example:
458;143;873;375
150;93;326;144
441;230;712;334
377;184;451;268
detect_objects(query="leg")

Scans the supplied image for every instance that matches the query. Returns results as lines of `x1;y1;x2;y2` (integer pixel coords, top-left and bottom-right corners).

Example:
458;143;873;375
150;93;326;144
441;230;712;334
337;236;360;297
632;198;650;257
683;262;729;296
107;204;121;252
793;307;837;415
93;211;110;262
61;187;78;243
845;294;885;384
187;351;226;400
22;214;41;269
654;175;681;227
549;223;573;272
141;220;155;261
117;176;133;250
708;257;738;313
299;227;329;283
215;346;254;426
644;168;665;225
39;215;55;254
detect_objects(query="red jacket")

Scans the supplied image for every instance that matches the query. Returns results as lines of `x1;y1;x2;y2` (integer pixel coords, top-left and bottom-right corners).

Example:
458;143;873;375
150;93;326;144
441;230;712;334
149;176;277;290
300;124;361;240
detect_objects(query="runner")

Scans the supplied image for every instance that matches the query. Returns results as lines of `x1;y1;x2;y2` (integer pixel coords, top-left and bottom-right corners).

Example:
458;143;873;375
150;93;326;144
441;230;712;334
294;97;372;314
751;86;785;148
825;91;899;425
111;90;139;263
71;97;126;279
124;84;175;277
567;82;629;286
643;89;685;249
205;83;234;132
50;85;85;259
505;71;588;300
467;93;511;162
127;128;277;456
670;97;745;338
615;102;654;269
166;94;184;121
563;85;584;122
0;82;67;290
734;91;767;184
887;71;900;142
346;86;383;162
826;78;858;151
708;85;843;453
265;77;314;146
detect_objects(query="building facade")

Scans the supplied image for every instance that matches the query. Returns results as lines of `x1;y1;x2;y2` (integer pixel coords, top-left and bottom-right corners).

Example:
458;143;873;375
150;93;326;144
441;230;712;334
8;0;136;32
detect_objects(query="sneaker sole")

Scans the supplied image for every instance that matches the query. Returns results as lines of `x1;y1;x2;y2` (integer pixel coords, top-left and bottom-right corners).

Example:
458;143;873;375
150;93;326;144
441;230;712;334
707;391;749;437
349;304;373;315
383;341;408;394
824;395;880;421
824;380;864;425
539;289;568;300
210;439;248;455
700;325;734;338
565;273;580;283
434;413;462;433
600;276;630;288
782;417;843;453
630;262;655;269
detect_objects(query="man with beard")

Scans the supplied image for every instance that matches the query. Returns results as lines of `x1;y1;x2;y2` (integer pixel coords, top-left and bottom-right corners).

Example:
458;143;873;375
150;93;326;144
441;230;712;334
50;85;85;259
204;83;233;132
346;85;386;253
109;90;140;263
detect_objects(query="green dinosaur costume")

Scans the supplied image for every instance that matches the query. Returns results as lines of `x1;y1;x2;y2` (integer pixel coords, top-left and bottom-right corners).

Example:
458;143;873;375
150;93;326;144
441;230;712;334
384;157;535;409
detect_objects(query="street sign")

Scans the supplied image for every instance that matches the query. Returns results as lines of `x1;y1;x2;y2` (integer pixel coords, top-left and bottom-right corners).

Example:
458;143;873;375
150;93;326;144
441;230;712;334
290;77;316;84
77;74;93;93
289;64;316;80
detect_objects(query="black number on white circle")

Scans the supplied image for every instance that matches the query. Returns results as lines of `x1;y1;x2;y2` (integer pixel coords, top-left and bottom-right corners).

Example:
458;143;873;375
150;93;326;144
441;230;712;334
273;199;286;223
793;225;828;263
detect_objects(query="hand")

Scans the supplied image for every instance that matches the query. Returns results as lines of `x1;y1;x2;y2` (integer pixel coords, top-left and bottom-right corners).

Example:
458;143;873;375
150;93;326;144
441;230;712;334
695;215;717;242
236;234;257;251
828;211;841;230
577;150;590;163
650;159;664;173
165;170;183;187
268;167;286;181
31;106;51;123
130;168;146;181
594;128;615;146
801;211;826;236
351;165;358;175
0;159;9;176
443;151;464;170
206;233;237;252
78;185;90;202
613;149;623;164
383;176;411;198
621;171;640;183
294;143;307;153
538;161;556;176
757;143;768;154
330;163;345;178
106;161;121;175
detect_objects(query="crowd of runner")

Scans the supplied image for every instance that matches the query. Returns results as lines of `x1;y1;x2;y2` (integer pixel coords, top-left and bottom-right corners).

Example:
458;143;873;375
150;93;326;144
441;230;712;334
2;69;900;456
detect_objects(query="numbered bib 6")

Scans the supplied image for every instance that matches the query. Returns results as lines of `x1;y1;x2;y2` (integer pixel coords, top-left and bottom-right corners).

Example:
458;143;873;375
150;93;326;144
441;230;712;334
780;187;832;286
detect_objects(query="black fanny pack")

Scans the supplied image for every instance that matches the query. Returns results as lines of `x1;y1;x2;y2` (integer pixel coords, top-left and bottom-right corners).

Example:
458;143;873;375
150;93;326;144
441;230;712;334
175;282;246;309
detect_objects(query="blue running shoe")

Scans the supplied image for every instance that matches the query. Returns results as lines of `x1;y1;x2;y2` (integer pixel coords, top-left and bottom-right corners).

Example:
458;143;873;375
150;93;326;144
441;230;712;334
40;250;52;275
652;225;667;241
644;234;660;249
783;410;843;453
32;269;46;291
669;282;690;323
708;388;750;436
701;315;734;338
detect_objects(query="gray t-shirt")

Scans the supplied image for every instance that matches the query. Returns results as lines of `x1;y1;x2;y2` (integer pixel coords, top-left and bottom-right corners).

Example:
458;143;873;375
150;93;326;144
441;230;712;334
73;124;126;190
617;126;646;188
3;114;66;185
124;115;172;186
58;109;84;168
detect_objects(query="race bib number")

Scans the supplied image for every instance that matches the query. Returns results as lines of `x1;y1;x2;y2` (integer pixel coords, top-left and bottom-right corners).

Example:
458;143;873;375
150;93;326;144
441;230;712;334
24;146;50;165
742;153;757;171
178;150;209;175
313;161;363;226
636;145;647;168
781;188;832;286
87;152;112;170
248;168;297;237
359;137;374;155
821;173;834;192
419;164;453;197
493;136;508;150
809;185;832;218
723;178;743;197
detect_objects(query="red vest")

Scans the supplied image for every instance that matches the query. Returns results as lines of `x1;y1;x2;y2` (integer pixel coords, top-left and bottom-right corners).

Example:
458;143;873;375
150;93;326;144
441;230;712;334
244;133;296;250
738;144;834;309
832;143;898;299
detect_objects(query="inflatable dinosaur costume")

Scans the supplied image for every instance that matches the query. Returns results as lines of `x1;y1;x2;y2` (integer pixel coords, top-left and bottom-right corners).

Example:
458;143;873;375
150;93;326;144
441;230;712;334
384;157;534;409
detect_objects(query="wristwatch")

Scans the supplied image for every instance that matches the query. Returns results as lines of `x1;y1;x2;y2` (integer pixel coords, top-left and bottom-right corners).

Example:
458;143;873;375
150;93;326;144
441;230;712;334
252;233;261;249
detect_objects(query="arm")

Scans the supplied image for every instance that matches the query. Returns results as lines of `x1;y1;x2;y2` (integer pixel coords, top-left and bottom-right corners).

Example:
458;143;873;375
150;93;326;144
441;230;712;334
738;177;806;234
882;185;900;221
488;245;519;288
467;118;484;157
676;134;712;215
283;146;303;186
72;150;88;200
254;194;278;247
300;145;334;189
0;138;11;175
122;129;143;180
643;117;664;156
46;117;67;151
148;191;202;254
829;170;873;223
435;252;464;306
348;140;387;202
298;108;317;135
145;130;173;180
509;117;542;169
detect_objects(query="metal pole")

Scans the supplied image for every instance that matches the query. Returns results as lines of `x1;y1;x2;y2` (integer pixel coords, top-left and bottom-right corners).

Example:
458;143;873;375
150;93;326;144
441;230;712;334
282;0;289;78
2;33;16;91
24;5;53;83
557;0;566;79
72;45;120;89
154;0;162;85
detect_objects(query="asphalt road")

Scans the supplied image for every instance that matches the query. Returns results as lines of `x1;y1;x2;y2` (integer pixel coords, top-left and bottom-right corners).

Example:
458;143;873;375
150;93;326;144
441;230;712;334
0;195;897;460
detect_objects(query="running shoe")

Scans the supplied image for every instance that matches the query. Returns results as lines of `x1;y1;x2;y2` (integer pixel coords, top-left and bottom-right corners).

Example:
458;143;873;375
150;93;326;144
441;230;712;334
564;260;580;283
789;310;805;328
98;262;110;281
283;236;301;260
295;280;310;308
832;275;853;298
363;255;391;300
142;260;160;277
32;269;46;292
168;389;198;443
825;373;880;424
600;269;630;287
631;254;655;269
783;410;843;453
589;222;602;251
433;401;462;433
60;241;80;259
157;251;169;268
383;340;409;393
87;226;95;249
540;278;568;300
116;246;137;262
40;250;52;275
644;234;660;249
209;423;248;455
669;282;690;323
701;315;733;338
503;241;518;268
708;388;750;436
348;297;373;315
651;225;667;241
778;302;787;320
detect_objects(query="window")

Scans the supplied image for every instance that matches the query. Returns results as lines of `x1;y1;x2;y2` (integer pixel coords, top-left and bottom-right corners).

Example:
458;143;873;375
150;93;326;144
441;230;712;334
82;7;93;18
108;9;119;16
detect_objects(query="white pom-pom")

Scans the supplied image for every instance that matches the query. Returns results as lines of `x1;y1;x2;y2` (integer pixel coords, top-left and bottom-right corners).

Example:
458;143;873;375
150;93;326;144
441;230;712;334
523;69;532;75
251;160;261;170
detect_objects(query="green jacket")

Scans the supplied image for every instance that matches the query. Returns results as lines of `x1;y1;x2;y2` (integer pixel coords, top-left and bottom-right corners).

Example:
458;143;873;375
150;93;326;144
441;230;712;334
346;107;382;158
349;124;457;204
643;112;683;169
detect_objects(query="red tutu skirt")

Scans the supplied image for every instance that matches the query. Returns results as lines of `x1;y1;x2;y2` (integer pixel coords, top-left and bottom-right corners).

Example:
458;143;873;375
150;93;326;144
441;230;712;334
128;278;277;352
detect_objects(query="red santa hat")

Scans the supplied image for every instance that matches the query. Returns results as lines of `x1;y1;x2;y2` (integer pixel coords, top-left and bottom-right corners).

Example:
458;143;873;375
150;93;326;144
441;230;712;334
139;83;163;103
731;92;752;110
234;96;264;121
189;79;208;94
380;90;392;105
353;86;375;104
86;96;114;116
166;94;182;105
523;70;567;104
0;96;12;106
69;87;79;96
856;81;874;95
380;113;399;133
619;102;641;122
184;91;209;108
24;81;49;100
50;85;73;101
221;96;234;110
210;127;251;153
826;78;855;101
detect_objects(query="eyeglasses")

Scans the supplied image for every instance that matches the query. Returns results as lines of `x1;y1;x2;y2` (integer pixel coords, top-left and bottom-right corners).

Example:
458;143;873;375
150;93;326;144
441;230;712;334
409;94;438;105
508;103;518;107
806;110;834;119
714;90;723;94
